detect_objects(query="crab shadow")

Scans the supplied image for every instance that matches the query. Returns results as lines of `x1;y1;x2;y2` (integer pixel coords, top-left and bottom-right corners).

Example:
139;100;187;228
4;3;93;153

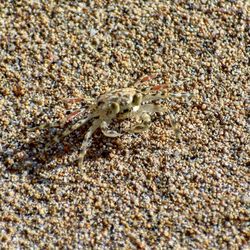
5;124;119;178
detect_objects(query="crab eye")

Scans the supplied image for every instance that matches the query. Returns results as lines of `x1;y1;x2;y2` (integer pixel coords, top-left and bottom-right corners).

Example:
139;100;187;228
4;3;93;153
132;93;142;106
110;102;120;114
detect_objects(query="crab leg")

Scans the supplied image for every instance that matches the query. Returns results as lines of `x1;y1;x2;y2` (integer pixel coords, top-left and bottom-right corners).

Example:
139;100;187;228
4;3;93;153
78;119;102;166
28;109;85;131
169;92;193;98
168;112;181;140
148;103;180;139
64;97;84;103
63;96;95;104
134;104;180;139
139;104;169;113
133;74;158;88
142;104;180;139
29;116;71;130
79;101;122;164
140;74;158;83
65;109;85;123
45;115;93;150
28;121;61;131
128;112;151;133
142;84;192;102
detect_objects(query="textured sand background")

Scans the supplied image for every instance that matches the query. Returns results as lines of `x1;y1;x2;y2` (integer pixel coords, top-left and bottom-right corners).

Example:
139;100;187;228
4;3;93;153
0;1;249;249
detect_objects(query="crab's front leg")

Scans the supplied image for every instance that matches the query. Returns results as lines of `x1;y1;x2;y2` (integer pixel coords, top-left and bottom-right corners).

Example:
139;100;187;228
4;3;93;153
128;103;167;133
128;112;151;133
100;121;122;137
139;104;181;140
128;104;181;139
141;104;180;140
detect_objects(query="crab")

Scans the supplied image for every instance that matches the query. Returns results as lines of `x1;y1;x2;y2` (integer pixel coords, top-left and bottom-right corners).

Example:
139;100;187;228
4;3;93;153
32;79;192;166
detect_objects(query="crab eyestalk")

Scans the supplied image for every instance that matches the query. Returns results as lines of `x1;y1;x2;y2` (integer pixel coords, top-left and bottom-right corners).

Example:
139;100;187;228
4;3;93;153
132;93;142;106
110;102;120;114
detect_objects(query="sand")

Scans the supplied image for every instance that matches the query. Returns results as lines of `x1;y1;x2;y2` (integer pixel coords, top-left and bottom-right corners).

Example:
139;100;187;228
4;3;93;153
0;1;249;249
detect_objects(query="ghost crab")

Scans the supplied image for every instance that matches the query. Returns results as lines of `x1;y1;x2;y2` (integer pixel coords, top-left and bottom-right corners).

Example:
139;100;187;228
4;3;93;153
32;77;192;166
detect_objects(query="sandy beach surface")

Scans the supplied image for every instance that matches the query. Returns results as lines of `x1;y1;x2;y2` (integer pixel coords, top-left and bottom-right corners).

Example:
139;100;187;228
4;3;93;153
0;1;249;249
